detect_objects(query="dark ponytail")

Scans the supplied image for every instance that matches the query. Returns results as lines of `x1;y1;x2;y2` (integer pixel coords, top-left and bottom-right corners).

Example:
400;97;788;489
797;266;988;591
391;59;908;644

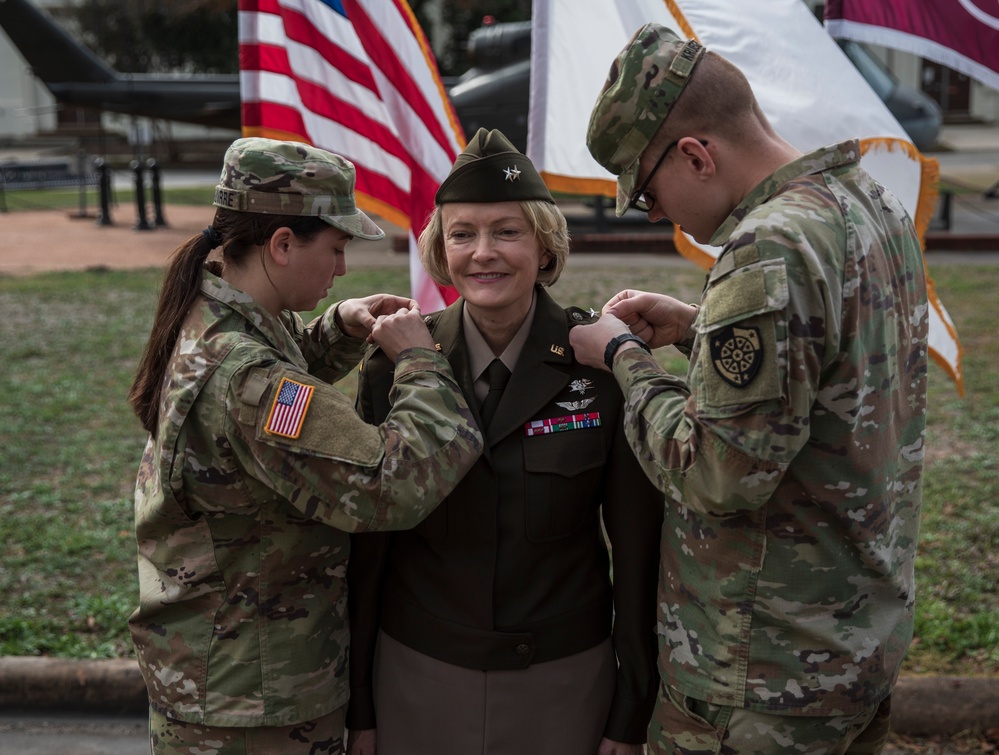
128;208;328;435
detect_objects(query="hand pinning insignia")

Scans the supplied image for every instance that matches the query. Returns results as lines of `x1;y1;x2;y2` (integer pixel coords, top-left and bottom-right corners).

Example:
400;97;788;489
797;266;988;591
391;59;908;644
588;308;599;318
504;165;522;182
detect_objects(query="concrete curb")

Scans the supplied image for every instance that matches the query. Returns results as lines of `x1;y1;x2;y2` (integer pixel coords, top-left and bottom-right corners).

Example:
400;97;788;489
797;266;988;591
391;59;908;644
0;658;147;716
892;676;999;736
1;658;996;735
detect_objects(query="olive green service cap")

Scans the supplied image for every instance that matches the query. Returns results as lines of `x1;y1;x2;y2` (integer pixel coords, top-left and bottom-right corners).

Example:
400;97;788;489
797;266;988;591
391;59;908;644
213;137;384;240
586;23;705;216
435;128;554;205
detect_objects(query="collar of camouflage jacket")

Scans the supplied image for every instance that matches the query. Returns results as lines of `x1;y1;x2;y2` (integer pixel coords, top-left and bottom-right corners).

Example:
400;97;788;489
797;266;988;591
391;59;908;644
709;139;862;248
199;269;310;372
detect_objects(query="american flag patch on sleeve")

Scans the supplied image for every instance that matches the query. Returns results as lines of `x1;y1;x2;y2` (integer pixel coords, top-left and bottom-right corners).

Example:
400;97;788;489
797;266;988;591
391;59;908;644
265;377;315;439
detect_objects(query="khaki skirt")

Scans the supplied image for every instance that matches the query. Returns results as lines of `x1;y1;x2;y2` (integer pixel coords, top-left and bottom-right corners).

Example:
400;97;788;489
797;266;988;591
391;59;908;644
372;631;615;755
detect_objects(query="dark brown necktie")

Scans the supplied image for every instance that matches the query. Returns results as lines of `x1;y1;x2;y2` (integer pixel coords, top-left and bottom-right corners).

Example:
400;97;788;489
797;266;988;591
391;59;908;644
478;358;511;430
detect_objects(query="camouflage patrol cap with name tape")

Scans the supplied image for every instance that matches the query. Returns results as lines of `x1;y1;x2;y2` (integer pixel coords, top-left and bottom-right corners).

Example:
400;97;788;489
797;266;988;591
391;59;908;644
586;23;705;216
214;137;384;240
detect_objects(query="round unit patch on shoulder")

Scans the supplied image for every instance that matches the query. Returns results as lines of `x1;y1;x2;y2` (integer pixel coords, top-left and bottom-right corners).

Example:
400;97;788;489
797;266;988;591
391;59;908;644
709;325;763;388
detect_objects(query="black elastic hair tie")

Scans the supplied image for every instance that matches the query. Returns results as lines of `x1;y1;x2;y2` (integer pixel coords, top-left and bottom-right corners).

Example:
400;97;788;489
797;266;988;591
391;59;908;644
202;226;222;249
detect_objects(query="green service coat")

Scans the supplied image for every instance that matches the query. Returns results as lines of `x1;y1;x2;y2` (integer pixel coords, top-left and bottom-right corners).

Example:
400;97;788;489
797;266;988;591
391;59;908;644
347;286;663;744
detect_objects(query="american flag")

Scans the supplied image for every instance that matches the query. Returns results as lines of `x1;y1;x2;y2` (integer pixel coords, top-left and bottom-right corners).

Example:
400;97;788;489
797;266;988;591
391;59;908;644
238;0;463;311
266;377;315;438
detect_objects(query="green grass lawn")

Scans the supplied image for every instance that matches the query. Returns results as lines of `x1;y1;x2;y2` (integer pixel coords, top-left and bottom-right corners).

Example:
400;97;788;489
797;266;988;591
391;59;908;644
0;258;996;677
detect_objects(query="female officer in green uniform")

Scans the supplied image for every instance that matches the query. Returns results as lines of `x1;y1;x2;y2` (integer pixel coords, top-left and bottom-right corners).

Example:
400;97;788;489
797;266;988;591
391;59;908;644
127;137;482;754
346;129;662;755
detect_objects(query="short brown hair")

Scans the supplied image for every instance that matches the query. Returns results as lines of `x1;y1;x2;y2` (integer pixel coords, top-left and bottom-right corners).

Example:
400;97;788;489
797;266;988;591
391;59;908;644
654;51;760;146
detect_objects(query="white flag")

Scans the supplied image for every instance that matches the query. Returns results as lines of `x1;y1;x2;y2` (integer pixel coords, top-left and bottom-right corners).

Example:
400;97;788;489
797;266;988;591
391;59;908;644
528;0;963;393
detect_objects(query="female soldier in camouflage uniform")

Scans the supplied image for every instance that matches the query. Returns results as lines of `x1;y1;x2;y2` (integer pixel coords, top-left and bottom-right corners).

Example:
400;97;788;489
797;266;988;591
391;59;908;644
127;137;483;754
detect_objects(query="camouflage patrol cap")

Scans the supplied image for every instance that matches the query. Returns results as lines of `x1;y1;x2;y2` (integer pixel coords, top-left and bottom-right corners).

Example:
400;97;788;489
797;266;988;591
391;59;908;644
214;137;384;240
586;24;705;216
435;128;554;205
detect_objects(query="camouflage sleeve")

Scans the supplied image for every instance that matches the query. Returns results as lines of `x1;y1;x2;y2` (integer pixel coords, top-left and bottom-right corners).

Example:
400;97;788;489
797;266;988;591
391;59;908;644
614;253;819;515
228;346;483;532
290;302;370;383
673;306;699;358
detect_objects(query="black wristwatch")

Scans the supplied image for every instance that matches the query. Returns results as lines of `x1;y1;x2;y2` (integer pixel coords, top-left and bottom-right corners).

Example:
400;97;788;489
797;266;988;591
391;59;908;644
603;333;651;370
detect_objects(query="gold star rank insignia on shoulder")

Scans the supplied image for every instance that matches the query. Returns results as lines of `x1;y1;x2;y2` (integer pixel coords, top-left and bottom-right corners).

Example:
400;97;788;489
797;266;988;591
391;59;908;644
504;165;521;181
265;377;314;438
710;325;762;388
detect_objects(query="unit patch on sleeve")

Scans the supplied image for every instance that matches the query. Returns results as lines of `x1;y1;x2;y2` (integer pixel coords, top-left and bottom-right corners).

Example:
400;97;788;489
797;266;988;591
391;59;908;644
709;325;763;388
265;377;315;438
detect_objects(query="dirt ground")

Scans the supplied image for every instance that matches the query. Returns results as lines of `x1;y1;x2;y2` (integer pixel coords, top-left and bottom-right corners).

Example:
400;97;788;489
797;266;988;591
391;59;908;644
0;204;410;276
0;205;219;275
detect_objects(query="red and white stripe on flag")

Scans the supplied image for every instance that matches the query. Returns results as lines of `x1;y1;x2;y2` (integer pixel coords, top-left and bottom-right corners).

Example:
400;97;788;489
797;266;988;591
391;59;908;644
265;377;315;438
238;0;464;312
825;0;999;92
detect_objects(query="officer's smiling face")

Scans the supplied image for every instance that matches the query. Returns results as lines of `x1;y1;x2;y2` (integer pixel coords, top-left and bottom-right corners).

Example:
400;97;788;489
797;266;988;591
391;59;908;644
442;201;549;324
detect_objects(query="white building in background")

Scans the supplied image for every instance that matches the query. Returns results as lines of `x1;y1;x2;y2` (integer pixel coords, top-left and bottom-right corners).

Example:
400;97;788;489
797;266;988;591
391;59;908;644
0;0;59;138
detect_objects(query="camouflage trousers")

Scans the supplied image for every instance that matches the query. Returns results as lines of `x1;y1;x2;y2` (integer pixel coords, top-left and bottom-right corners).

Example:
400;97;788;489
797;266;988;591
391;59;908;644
149;704;345;755
649;683;892;755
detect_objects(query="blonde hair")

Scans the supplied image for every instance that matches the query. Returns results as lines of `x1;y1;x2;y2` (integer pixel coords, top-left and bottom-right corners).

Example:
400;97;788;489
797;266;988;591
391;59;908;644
418;200;570;288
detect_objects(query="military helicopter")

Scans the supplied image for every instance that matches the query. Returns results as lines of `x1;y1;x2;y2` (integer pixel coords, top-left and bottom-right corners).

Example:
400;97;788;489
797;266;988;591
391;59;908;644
0;0;525;142
0;0;937;151
0;0;240;130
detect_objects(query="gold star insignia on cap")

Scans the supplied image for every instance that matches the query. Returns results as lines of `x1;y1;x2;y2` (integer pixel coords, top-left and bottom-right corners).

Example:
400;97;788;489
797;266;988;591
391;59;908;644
504;165;522;182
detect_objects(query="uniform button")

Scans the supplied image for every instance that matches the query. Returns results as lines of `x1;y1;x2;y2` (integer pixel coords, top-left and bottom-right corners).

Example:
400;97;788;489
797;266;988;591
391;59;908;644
516;643;531;656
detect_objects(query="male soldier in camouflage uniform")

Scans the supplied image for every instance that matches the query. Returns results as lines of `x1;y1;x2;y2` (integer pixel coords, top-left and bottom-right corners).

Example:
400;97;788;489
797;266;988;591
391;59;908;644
569;24;929;754
129;138;483;754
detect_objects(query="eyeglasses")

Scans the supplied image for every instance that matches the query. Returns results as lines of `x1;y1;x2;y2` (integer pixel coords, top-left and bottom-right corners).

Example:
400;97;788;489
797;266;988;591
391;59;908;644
628;138;707;213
